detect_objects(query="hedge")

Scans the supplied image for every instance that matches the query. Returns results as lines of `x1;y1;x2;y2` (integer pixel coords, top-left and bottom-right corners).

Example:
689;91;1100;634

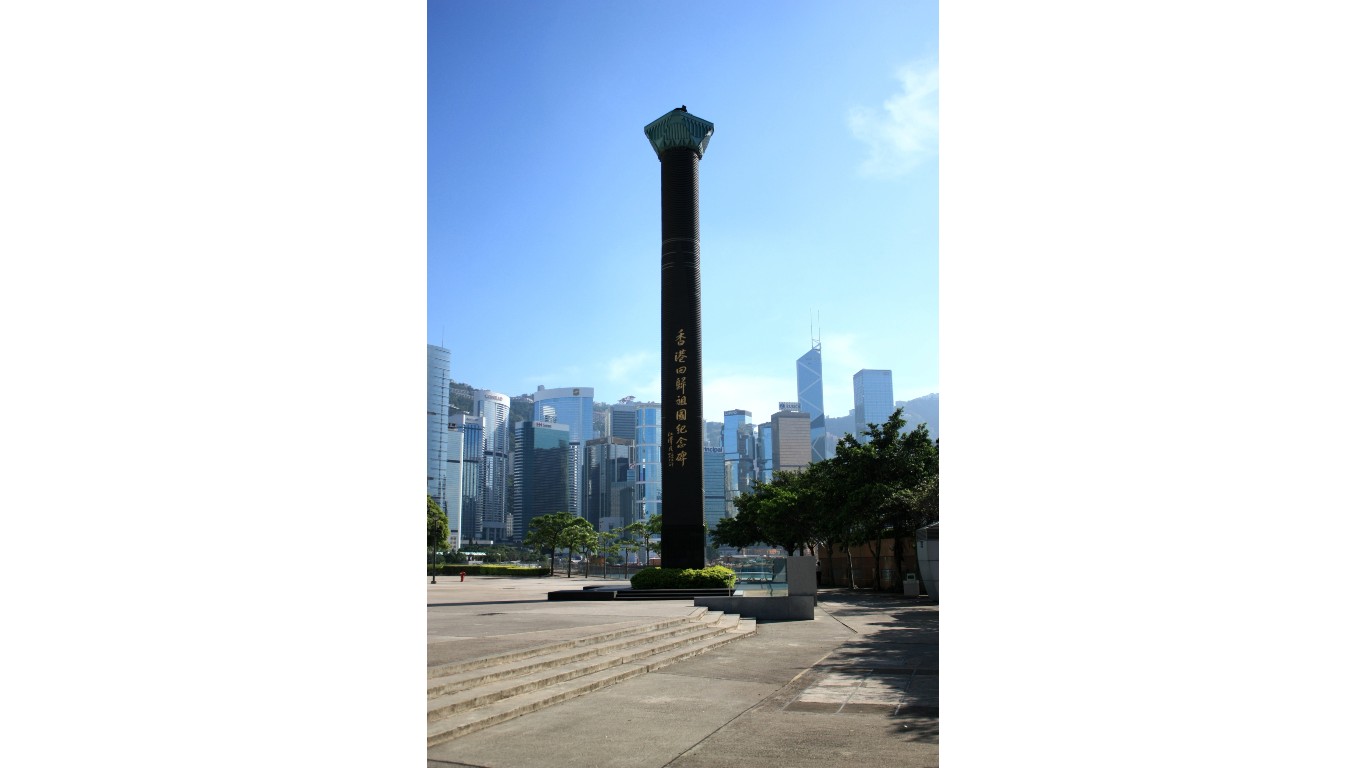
427;564;551;577
630;566;737;590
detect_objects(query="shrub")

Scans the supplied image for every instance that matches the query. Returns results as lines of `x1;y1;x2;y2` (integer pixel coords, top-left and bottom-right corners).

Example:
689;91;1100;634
427;564;551;577
630;565;736;590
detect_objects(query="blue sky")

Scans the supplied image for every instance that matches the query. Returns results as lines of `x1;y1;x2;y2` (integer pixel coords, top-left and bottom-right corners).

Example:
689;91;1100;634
429;0;938;422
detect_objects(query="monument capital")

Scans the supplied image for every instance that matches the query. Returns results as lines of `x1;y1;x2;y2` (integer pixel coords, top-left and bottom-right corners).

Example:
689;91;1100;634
644;108;714;160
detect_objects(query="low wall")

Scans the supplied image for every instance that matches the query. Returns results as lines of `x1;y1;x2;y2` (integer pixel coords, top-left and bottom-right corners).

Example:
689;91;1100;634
693;595;815;621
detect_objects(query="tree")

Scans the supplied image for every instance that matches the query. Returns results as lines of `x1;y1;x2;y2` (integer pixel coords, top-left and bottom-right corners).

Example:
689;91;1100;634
593;530;620;578
522;512;595;578
428;494;449;582
814;409;939;590
622;518;658;565
711;511;763;552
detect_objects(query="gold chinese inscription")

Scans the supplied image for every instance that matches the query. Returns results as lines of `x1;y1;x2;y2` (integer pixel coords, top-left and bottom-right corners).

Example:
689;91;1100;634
669;328;692;467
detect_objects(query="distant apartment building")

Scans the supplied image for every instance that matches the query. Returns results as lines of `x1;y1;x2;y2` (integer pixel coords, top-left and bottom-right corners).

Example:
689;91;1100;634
427;345;451;516
853;369;895;443
474;389;511;540
634;402;663;525
532;385;594;517
511;420;572;541
772;407;813;473
584;436;634;532
797;342;829;462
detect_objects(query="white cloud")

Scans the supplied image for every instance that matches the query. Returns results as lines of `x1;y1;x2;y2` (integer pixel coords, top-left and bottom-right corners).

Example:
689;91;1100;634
607;350;652;382
848;63;939;178
700;372;797;424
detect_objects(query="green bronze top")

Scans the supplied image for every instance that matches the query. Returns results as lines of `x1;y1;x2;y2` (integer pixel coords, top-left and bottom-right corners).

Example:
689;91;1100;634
644;106;714;159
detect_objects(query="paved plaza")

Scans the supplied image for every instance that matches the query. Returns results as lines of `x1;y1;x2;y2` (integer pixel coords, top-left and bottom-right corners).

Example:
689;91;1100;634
427;575;938;767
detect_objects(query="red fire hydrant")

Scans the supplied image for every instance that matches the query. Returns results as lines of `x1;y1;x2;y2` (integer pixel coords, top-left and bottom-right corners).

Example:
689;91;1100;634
459;571;466;582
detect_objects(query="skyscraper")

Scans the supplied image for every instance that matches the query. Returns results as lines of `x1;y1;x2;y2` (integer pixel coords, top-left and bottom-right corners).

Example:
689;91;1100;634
756;422;774;484
427;345;451;515
444;424;464;549
853;369;895;443
533;385;594;517
449;414;482;544
702;446;726;538
704;420;724;450
474;389;511;540
722;409;755;518
606;399;639;442
634;402;663;525
511;420;572;541
772;407;813;472
797;342;828;462
584;436;634;532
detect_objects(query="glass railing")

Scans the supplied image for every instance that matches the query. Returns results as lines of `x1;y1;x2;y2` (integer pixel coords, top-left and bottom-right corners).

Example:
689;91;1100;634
715;557;789;597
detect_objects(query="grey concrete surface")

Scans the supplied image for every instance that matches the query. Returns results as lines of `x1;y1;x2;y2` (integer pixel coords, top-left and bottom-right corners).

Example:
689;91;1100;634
427;575;938;767
693;594;816;620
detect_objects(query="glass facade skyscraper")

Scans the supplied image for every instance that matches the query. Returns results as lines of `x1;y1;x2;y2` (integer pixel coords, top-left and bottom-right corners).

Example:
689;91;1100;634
757;422;774;483
533;386;594;517
606;400;639;441
427;345;451;516
584;436;634;532
511;420;572;541
634;402;662;525
449;414;483;544
722;409;755;517
797;343;828;462
853;369;895;443
704;420;723;450
702;446;726;537
474;390;511;540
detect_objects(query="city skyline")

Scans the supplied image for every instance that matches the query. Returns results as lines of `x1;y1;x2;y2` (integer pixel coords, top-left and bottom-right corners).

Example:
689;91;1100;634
428;2;939;423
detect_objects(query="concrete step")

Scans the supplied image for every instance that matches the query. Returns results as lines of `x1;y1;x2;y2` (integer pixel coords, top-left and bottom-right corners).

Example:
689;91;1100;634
426;617;732;700
427;611;756;749
427;615;693;680
426;622;733;722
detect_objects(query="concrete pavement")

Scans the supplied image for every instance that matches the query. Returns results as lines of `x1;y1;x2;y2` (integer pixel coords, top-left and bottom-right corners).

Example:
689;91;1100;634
427;575;938;767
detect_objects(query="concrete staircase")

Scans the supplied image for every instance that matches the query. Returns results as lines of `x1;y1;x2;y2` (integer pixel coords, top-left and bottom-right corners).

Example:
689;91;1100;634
427;607;757;748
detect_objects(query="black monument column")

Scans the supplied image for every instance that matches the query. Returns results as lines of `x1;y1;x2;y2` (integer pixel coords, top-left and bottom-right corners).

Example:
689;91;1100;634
644;106;713;570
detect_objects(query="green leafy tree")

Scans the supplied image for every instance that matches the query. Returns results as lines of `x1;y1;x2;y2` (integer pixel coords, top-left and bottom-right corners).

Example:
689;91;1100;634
711;511;762;552
523;512;595;578
621;519;655;565
815;409;939;590
594;529;628;578
428;494;450;549
714;468;826;557
428;495;449;580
